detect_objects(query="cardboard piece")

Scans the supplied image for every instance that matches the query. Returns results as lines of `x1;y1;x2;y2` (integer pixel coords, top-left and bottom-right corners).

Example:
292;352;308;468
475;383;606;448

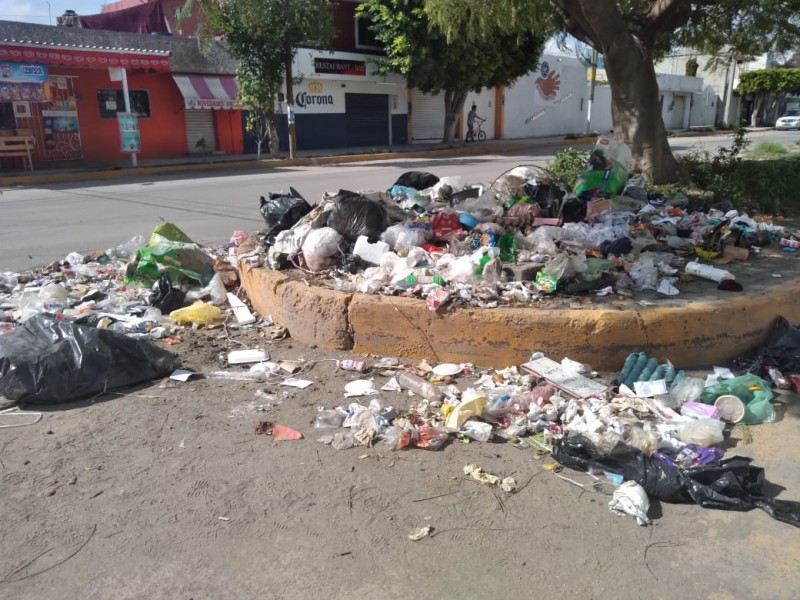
521;357;609;398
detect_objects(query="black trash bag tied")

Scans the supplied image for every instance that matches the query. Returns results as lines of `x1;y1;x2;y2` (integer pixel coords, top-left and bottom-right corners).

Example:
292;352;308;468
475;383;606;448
392;171;440;191
0;314;179;406
149;274;187;315
552;433;800;527
326;190;389;243
260;187;313;246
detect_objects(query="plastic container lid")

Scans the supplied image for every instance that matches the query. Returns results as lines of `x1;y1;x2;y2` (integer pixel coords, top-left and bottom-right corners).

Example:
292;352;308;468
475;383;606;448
714;394;746;423
458;213;480;229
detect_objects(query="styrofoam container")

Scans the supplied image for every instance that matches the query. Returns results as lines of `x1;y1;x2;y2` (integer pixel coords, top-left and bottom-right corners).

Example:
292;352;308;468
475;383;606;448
714;394;746;423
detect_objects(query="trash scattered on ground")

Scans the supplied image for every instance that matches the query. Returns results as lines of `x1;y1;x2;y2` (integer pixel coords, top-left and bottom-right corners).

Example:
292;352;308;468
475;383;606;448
463;464;518;493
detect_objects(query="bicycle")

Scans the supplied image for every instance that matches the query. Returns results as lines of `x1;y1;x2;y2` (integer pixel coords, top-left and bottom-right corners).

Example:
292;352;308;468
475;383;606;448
466;117;486;143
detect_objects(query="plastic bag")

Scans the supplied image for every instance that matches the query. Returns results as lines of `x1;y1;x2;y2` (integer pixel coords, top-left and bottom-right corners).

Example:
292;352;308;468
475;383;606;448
698;374;775;425
0;314;178;405
609;481;651;525
392;171;439;191
260;188;313;246
327;191;389;243
185;273;227;305
553;434;800;527
674;418;725;446
149;275;186;314
630;255;658;290
573;137;632;198
169;300;222;326
302;227;343;272
732;317;800;379
523;226;561;255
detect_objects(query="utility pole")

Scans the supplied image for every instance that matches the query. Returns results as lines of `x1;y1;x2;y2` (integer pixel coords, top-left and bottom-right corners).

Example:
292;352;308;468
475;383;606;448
723;55;738;128
586;48;598;135
120;68;138;167
285;53;296;159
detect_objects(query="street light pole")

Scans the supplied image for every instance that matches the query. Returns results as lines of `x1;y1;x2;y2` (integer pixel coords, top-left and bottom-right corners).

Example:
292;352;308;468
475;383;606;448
586;48;598;135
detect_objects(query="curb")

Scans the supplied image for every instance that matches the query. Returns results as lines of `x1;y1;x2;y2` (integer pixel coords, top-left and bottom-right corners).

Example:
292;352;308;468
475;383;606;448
0;138;586;187
241;265;800;370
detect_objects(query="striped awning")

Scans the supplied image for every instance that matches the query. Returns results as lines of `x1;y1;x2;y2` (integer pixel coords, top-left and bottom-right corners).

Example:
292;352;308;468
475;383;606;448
172;74;238;110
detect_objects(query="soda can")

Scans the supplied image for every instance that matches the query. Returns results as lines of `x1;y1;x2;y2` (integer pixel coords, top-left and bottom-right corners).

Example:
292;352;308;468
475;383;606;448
338;359;367;373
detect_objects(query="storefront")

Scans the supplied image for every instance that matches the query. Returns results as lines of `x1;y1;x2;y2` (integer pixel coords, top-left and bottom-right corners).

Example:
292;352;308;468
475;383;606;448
284;49;408;151
171;73;242;155
0;40;172;167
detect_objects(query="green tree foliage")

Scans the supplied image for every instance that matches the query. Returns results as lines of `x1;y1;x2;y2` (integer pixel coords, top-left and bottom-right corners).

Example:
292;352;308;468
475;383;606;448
358;0;546;143
184;0;334;156
738;68;800;95
424;0;800;183
739;68;800;126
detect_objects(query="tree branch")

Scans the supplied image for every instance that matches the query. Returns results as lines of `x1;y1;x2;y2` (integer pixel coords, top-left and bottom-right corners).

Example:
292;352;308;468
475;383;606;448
638;0;717;34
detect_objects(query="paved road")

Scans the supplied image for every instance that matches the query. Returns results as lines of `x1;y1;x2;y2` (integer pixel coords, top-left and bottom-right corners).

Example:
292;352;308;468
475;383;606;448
1;130;797;272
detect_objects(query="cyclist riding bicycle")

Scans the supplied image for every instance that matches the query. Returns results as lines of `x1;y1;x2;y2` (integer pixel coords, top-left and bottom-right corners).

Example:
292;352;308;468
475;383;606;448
466;104;485;142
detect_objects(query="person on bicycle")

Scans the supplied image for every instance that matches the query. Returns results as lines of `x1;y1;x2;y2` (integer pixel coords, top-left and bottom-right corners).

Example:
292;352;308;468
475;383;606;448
467;104;483;142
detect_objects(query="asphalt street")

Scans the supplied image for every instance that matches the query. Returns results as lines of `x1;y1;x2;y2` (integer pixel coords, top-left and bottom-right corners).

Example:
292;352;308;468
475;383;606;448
1;129;797;271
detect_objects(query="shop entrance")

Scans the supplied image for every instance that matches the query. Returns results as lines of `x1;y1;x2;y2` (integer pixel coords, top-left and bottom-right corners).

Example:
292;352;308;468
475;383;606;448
344;93;389;147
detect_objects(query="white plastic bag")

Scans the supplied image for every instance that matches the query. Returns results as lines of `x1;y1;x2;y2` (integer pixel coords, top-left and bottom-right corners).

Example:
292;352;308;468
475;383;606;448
609;481;651;526
302;227;343;272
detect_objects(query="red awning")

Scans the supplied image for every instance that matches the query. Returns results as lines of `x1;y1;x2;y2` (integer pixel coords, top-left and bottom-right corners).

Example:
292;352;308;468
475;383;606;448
0;44;170;72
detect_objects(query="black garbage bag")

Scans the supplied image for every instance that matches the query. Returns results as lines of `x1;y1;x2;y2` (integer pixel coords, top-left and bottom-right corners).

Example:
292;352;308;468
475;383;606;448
600;237;633;257
149;275;186;315
392;171;439;190
732;316;800;377
0;315;179;406
561;197;588;223
552;434;800;526
259;187;312;246
327;190;389;243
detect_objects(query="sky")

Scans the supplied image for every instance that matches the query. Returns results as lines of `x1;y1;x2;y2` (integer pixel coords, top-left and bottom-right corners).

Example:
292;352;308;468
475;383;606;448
1;0;106;24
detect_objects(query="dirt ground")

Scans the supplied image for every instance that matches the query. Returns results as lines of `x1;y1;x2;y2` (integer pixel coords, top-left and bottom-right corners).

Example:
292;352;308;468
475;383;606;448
1;324;799;600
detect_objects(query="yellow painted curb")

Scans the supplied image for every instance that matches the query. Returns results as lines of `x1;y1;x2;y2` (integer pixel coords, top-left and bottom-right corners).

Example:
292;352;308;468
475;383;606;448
241;264;800;370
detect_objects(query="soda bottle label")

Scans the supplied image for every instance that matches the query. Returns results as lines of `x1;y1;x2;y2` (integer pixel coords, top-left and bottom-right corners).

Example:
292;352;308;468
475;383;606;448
338;360;367;373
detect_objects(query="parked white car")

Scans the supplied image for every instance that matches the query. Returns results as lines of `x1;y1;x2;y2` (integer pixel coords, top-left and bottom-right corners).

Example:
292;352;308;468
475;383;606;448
775;110;800;130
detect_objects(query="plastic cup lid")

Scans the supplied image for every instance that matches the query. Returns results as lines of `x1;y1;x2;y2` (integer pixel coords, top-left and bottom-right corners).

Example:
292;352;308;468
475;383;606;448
714;394;746;423
432;363;462;377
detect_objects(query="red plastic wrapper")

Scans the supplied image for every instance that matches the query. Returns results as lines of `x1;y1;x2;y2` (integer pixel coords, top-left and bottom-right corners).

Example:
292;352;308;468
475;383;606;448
426;289;451;311
431;212;464;241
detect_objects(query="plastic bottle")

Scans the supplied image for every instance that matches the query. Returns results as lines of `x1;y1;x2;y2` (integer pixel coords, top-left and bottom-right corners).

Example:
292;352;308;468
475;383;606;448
396;372;444;402
685;261;734;283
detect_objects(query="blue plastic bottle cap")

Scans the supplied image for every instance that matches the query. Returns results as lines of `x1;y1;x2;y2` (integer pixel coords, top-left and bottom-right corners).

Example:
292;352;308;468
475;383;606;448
459;213;479;229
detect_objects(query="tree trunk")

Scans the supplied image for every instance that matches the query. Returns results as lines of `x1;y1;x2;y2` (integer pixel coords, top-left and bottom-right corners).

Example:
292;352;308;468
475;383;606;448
269;118;280;159
442;89;468;144
750;94;764;127
603;34;687;184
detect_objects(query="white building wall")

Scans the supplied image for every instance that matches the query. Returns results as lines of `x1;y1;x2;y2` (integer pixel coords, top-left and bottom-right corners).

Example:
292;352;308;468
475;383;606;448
587;85;614;133
503;55;588;139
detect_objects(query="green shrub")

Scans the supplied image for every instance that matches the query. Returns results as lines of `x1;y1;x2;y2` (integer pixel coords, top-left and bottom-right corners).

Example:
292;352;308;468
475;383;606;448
679;130;800;214
546;148;589;187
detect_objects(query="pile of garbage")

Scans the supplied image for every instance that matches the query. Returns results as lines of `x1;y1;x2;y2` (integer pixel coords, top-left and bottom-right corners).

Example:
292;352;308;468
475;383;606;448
308;345;800;527
255;137;799;309
0;222;257;406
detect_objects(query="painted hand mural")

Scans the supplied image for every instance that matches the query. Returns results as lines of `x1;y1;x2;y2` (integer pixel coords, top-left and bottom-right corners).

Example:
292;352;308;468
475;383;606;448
535;71;561;101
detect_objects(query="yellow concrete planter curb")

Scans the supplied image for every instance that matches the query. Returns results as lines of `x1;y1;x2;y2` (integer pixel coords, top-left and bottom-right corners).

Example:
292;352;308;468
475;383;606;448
241;264;800;370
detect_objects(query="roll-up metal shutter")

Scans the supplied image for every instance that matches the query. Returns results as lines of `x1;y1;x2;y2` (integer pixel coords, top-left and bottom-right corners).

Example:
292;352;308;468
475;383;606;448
345;93;389;147
411;90;445;142
185;110;217;153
